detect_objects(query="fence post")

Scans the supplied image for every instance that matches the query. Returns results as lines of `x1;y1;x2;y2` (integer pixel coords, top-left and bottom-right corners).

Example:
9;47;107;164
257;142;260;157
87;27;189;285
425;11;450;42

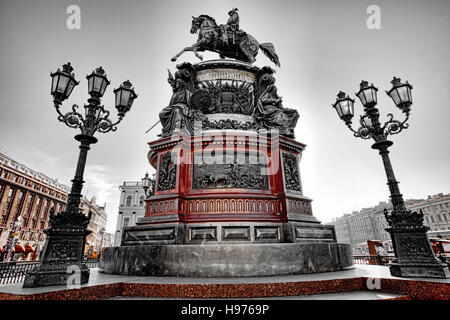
376;254;382;265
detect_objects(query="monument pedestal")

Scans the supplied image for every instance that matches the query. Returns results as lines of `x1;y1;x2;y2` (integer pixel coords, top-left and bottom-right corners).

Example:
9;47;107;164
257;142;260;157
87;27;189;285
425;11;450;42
100;60;353;276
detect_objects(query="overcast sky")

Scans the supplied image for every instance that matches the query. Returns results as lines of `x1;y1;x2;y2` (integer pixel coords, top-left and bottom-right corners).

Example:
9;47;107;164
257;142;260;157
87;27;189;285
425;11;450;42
0;0;449;233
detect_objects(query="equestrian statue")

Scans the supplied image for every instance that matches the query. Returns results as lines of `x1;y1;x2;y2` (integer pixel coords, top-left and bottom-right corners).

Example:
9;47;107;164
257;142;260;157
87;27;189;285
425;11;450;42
171;8;281;67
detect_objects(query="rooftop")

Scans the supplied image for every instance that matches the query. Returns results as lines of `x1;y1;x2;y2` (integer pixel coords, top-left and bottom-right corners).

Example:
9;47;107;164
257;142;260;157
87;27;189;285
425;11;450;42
408;193;450;208
0;152;70;192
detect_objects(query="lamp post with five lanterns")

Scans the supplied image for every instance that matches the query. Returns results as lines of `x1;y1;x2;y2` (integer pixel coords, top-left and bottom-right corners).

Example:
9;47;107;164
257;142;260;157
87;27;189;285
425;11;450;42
332;77;449;278
23;63;137;287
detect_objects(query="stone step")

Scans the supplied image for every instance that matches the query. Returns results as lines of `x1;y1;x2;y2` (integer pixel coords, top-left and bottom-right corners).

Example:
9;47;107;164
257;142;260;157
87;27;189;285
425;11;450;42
106;290;408;300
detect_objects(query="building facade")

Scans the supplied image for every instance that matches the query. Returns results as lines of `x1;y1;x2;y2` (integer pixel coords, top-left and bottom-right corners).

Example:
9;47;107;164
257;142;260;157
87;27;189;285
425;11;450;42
102;232;115;248
408;193;450;233
114;181;146;246
0;152;113;261
0;152;69;261
81;195;108;257
330;193;450;253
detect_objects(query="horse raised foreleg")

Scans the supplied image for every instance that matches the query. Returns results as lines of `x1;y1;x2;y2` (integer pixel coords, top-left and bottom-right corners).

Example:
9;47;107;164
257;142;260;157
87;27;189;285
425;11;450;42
171;42;204;62
171;46;192;62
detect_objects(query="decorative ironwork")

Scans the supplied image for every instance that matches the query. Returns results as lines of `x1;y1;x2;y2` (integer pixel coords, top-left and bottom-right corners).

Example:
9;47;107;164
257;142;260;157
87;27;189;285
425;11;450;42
353;255;395;266
0;262;40;285
1;259;99;285
23;63;136;287
333;78;450;278
283;153;302;192
47;240;79;261
397;237;430;258
158;152;177;191
347;108;411;141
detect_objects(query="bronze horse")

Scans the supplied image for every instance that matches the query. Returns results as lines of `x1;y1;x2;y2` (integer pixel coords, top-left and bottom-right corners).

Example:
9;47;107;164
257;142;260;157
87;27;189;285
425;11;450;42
171;15;280;67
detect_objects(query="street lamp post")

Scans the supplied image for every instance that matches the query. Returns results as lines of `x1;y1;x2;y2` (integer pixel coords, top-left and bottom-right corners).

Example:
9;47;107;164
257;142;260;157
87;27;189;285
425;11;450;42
23;63;137;287
1;216;22;262
332;77;449;278
141;173;155;198
98;227;105;259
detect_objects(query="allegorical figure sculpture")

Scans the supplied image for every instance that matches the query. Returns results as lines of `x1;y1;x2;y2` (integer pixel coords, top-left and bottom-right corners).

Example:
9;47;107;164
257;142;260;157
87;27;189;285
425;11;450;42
159;77;193;137
171;9;280;67
254;69;299;138
159;64;204;137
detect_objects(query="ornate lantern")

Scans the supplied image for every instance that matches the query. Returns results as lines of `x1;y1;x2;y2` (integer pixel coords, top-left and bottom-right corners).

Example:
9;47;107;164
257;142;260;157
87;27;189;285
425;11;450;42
356;80;378;109
50;63;79;101
332;91;355;124
386;77;413;113
142;172;151;191
142;172;154;198
86;66;110;98
114;80;137;117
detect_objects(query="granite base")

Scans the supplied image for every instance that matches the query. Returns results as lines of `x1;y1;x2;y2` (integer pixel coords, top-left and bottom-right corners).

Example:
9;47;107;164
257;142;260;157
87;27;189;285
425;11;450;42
99;242;353;277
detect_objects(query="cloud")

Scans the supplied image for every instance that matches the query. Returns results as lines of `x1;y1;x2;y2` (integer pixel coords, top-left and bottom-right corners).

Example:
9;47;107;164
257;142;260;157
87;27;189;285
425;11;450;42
83;164;121;232
83;164;119;205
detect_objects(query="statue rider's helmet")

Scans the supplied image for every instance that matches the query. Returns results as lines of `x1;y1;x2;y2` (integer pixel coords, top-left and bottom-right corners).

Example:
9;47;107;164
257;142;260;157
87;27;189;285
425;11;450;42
228;8;238;16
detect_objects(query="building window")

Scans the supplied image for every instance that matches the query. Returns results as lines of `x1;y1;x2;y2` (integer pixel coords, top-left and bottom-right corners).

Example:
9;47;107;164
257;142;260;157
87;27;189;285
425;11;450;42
12;190;25;219
139;196;144;206
0;188;15;222
430;216;435;223
126;196;132;206
123;217;130;227
26;195;35;215
33;197;42;218
443;213;448;222
437;214;442;222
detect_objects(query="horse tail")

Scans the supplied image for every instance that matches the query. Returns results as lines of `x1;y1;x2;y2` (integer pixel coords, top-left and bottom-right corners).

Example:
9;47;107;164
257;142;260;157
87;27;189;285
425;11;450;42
259;43;281;67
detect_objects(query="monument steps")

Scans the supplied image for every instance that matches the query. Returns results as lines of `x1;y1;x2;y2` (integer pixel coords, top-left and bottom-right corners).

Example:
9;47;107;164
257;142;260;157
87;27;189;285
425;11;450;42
106;290;409;300
2;265;449;300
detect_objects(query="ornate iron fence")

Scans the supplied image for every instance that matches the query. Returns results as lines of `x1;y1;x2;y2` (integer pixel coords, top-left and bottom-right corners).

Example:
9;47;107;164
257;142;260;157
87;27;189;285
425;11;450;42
0;259;99;285
83;259;99;268
353;255;395;266
0;262;39;285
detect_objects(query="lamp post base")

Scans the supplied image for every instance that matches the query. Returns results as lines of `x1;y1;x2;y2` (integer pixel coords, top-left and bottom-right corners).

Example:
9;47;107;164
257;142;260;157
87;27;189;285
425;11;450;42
389;261;450;279
23;262;90;288
385;209;450;279
23;208;92;288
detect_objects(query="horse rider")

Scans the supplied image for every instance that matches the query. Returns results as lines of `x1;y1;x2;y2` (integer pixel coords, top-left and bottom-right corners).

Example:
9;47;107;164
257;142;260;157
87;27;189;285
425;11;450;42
221;8;240;45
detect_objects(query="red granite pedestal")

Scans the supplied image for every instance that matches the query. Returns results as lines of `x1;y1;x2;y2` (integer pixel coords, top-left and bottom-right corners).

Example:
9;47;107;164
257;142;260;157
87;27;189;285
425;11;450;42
100;60;353;277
